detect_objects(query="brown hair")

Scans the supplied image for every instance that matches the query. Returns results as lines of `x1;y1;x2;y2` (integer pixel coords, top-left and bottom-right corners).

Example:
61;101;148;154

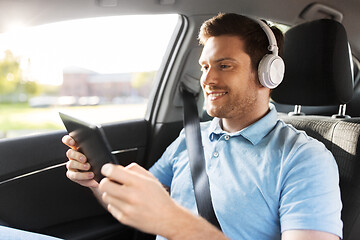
198;13;284;71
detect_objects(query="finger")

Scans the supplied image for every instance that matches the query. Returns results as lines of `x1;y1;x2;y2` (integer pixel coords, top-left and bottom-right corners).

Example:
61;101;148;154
62;135;77;149
104;196;127;224
66;149;87;164
75;179;99;188
104;192;150;230
101;164;145;186
99;177;131;201
66;169;95;181
102;192;136;226
125;163;155;179
66;159;91;171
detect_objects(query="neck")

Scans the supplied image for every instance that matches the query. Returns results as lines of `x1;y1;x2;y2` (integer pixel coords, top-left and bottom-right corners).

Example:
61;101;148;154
220;101;270;133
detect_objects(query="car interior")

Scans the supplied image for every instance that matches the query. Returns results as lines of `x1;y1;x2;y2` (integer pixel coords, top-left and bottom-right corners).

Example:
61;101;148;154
0;0;359;239
272;18;360;240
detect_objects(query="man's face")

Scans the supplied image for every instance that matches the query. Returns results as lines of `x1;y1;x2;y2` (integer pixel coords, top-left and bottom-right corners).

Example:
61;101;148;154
199;35;260;119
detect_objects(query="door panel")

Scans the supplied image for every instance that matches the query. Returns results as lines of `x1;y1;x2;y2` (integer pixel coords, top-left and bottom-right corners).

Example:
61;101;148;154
0;120;149;239
145;121;184;169
0;131;68;183
102;120;148;167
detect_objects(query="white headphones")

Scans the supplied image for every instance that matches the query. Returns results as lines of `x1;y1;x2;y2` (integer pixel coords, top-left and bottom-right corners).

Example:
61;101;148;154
255;19;285;89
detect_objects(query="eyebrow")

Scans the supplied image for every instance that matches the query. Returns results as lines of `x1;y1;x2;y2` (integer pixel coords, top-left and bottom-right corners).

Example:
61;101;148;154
199;57;238;65
215;57;238;63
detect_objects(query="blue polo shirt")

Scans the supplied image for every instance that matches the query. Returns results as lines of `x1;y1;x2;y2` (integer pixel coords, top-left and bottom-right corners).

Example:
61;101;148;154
150;105;342;240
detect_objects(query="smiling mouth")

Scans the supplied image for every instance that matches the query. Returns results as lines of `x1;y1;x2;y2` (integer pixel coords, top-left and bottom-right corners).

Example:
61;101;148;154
207;92;228;100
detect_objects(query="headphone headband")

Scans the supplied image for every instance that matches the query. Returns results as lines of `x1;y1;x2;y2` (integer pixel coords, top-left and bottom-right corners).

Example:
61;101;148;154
254;19;279;56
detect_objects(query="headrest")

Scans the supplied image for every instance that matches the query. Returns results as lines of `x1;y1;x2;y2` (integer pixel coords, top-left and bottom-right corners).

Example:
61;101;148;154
271;19;353;106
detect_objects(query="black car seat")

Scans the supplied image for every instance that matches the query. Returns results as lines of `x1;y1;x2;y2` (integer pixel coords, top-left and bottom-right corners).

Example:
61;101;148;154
271;19;360;240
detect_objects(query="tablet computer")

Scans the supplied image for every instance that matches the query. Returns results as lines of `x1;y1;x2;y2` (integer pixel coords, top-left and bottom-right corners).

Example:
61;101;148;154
59;112;119;182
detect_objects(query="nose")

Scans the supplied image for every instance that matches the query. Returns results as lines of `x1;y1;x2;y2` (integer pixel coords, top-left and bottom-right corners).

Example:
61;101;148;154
201;67;216;86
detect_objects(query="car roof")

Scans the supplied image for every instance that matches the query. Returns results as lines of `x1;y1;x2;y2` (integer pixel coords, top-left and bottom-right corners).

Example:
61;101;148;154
0;0;359;59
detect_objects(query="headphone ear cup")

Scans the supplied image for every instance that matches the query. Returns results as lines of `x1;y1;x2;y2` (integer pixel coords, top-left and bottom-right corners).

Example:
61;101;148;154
258;54;285;89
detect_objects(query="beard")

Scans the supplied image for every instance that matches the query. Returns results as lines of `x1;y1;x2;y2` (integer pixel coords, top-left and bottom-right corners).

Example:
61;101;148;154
205;85;258;120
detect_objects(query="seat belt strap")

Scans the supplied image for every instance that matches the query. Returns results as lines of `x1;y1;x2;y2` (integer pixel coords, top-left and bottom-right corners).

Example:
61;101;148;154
181;87;222;230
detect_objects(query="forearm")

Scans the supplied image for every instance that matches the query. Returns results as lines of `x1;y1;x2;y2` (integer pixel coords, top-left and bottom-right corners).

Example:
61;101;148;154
161;204;228;240
99;163;228;239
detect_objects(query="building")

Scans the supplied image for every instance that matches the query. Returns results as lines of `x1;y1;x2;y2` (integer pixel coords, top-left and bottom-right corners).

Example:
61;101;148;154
61;66;153;104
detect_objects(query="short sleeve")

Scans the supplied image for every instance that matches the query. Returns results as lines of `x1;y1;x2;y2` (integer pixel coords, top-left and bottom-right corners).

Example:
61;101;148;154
279;140;343;238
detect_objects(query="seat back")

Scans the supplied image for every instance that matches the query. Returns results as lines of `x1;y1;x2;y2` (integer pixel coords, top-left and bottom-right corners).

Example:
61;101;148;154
271;19;353;106
279;114;360;239
272;19;358;239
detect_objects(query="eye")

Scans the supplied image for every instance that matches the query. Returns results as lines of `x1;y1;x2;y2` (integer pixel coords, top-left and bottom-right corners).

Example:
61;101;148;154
219;64;231;69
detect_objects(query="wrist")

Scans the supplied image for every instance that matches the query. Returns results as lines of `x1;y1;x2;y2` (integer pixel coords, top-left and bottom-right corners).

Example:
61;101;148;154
160;203;226;240
161;204;188;239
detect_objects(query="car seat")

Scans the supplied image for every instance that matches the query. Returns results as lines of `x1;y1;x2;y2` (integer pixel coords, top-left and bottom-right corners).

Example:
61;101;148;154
271;19;360;240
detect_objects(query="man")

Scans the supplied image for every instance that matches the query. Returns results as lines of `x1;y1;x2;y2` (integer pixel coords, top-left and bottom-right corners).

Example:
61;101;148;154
64;13;342;240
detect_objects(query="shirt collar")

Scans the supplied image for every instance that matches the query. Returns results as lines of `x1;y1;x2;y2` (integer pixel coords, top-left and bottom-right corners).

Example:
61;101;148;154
208;104;278;145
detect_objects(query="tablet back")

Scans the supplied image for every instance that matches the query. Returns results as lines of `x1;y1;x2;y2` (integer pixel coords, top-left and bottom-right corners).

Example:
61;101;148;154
59;112;119;182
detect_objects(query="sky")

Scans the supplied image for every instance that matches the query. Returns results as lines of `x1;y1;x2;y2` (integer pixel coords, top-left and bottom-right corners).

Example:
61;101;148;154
0;14;178;85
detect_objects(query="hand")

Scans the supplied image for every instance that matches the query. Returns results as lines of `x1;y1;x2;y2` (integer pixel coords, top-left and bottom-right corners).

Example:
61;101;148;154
99;163;227;240
99;163;178;236
62;135;98;188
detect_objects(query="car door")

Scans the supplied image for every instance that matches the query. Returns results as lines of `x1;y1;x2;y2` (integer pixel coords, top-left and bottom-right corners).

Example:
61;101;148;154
0;120;149;239
0;14;189;240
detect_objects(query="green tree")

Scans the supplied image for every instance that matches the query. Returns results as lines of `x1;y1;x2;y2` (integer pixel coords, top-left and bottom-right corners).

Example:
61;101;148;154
131;71;156;89
0;50;44;102
24;80;41;96
0;50;21;96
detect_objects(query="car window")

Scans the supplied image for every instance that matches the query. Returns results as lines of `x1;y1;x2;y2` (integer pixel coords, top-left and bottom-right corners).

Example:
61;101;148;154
0;14;179;139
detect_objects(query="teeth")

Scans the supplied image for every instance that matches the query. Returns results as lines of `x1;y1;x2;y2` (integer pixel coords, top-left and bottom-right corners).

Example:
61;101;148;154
208;92;226;97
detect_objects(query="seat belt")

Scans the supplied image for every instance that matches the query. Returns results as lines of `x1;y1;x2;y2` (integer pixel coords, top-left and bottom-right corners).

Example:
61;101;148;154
181;87;222;230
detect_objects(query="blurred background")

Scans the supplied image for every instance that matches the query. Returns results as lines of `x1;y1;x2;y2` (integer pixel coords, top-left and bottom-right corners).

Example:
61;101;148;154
0;14;178;138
